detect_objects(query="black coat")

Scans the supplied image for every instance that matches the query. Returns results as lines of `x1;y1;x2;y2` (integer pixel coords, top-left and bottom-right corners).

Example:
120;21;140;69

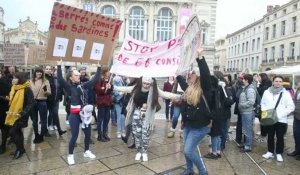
0;75;12;128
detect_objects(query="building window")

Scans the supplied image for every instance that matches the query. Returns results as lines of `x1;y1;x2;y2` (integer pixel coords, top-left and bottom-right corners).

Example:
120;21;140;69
274;13;277;18
272;24;276;38
129;7;145;40
257;37;260;50
101;5;115;18
256;56;259;69
293;16;297;33
202;29;206;45
266;17;269;21
242;43;245;53
234;45;237;55
280;44;284;59
265;27;269;40
228;47;231;57
271;46;275;60
238;44;240;54
283;9;287;15
264;48;268;60
251;57;255;69
281;20;285;36
246;41;249;52
294;4;298;10
157;8;173;41
253;28;256;34
252;39;255;51
290;42;295;58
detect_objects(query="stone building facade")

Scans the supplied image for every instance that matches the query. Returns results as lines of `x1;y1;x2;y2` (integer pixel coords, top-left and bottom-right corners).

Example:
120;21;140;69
0;7;5;65
214;38;226;72
61;0;217;70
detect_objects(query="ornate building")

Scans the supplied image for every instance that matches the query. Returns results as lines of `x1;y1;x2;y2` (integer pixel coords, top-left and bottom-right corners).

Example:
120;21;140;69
214;38;226;72
61;0;217;70
4;16;48;47
0;7;5;65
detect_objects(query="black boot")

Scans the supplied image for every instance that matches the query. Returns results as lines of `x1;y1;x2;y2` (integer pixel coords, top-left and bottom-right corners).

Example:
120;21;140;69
121;135;128;143
13;149;25;159
103;132;110;141
97;132;107;142
0;145;6;154
58;130;67;136
33;134;44;144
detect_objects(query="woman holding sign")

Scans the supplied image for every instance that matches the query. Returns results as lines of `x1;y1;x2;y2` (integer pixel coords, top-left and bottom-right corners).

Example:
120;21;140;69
107;77;181;162
57;60;101;165
176;48;212;175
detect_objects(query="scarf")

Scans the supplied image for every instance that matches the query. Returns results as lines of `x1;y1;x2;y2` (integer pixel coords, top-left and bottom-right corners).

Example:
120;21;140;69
125;86;157;130
269;86;283;94
5;81;31;126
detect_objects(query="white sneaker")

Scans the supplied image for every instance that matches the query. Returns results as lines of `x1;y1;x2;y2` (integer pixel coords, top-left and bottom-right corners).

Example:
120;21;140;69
53;125;58;130
84;150;96;159
121;131;126;137
276;154;283;162
48;125;54;131
135;152;142;161
67;154;75;165
65;120;70;125
117;132;121;138
262;152;274;159
142;153;148;162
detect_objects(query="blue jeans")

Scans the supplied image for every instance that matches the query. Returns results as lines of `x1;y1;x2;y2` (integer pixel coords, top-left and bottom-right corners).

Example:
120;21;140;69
183;126;210;175
69;113;91;154
294;118;300;153
165;100;174;120
211;136;221;153
235;114;243;144
241;112;254;150
110;106;116;123
114;103;125;133
171;106;181;129
30;100;48;136
97;106;110;133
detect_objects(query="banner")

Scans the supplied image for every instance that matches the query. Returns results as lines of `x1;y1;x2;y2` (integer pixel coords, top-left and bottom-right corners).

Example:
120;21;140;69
110;35;181;78
47;2;122;65
3;44;25;66
177;15;201;74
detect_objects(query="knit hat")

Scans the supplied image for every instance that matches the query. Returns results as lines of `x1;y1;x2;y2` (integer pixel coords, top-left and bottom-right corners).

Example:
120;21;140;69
142;77;153;84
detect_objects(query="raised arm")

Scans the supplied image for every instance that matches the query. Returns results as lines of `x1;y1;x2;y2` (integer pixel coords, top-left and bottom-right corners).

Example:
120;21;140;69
197;56;211;91
56;64;70;91
82;66;101;89
158;88;181;100
113;85;134;94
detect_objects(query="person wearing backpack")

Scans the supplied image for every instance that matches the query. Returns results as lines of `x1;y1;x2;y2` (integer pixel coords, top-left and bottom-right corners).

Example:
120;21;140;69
261;76;295;162
57;60;101;165
238;74;256;152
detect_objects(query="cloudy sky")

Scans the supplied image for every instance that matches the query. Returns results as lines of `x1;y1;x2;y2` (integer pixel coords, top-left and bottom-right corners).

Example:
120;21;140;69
0;0;292;40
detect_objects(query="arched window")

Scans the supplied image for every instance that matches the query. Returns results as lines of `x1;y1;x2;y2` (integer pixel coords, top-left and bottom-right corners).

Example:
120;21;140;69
129;7;145;40
157;8;173;41
101;5;115;18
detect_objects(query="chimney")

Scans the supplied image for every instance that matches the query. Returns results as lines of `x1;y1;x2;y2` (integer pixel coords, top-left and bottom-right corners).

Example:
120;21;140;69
267;5;273;13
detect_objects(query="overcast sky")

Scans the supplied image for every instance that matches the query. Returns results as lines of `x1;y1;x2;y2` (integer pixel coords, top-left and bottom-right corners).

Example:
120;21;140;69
0;0;292;40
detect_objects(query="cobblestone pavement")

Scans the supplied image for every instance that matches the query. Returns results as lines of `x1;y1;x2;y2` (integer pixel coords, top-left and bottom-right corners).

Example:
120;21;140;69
0;108;299;175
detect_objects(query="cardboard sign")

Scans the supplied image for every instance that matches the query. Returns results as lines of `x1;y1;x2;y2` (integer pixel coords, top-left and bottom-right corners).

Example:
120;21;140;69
47;2;122;65
3;44;25;66
110;35;181;78
177;15;201;74
28;45;56;65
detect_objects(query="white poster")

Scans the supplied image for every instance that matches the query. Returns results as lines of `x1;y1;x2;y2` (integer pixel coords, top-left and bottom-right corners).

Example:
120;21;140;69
72;39;86;57
90;42;104;60
53;37;69;57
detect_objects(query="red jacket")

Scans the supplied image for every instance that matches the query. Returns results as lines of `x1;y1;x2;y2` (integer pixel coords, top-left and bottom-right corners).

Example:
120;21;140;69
163;81;174;92
95;80;112;107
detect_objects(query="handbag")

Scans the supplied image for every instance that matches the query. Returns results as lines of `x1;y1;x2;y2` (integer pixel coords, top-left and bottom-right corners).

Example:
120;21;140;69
260;92;283;126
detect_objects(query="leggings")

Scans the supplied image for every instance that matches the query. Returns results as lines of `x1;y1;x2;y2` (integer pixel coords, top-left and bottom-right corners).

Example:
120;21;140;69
68;113;91;154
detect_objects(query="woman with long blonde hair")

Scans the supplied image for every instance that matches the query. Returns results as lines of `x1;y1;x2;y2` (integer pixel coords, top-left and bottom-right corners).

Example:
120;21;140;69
177;49;212;175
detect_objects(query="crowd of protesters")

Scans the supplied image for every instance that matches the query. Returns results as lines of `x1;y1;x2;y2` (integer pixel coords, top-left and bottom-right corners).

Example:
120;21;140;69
0;47;300;175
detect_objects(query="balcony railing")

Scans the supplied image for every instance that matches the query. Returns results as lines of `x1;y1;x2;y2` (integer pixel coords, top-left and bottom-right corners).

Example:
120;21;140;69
262;60;268;63
287;56;295;60
269;59;275;62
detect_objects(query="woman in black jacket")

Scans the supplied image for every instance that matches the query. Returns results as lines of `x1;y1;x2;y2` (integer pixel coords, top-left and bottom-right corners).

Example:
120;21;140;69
177;49;211;175
5;72;35;159
57;60;101;165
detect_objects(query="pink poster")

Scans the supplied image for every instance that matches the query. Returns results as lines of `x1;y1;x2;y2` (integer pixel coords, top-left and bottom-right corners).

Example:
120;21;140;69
180;7;191;34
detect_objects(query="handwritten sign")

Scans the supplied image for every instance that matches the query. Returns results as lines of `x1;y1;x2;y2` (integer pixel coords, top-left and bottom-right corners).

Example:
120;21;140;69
47;2;122;64
28;45;55;65
3;44;25;66
110;35;181;78
177;15;201;74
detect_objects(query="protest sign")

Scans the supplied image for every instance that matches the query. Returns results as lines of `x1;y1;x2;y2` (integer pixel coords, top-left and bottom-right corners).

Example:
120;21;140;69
110;35;181;78
177;15;201;74
3;44;25;66
28;45;55;65
47;2;122;65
